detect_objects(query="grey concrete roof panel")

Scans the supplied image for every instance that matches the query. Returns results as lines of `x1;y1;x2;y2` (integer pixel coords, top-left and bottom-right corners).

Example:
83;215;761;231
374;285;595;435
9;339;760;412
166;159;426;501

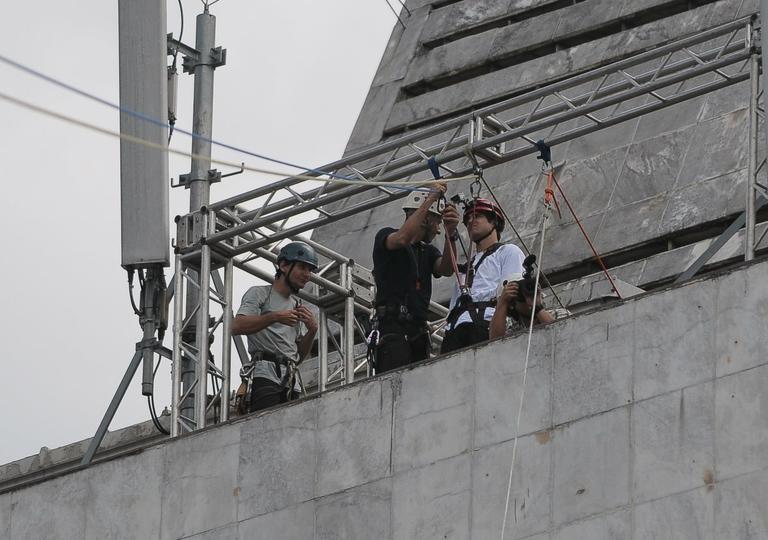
553;145;627;222
420;0;516;45
373;6;431;87
700;78;750;121
564;113;640;163
346;82;401;151
410;0;732;93
403;29;498;87
738;0;760;16
633;95;707;143
661;169;746;233
611;127;695;207
554;0;627;39
488;10;560;59
387;0;741;132
675;109;749;189
595;192;669;253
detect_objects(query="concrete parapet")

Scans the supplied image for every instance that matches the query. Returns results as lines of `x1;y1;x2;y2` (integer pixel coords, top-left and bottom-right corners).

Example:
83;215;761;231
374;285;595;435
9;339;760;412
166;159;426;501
1;258;767;539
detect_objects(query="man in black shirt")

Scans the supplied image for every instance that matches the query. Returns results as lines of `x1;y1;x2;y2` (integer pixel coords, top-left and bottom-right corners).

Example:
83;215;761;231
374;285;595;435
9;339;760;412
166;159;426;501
372;182;460;373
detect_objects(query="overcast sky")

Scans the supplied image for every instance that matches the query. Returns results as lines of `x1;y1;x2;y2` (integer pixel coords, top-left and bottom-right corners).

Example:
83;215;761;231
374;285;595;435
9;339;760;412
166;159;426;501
0;1;397;465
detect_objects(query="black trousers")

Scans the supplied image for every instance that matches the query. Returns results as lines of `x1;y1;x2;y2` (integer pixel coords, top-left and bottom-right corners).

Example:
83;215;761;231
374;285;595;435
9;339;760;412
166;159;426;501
375;320;430;374
440;320;490;355
249;377;297;412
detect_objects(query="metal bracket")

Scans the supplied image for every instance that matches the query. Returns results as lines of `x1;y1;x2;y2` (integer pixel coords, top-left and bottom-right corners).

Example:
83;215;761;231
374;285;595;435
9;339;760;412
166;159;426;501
184;46;227;73
174;168;226;189
220;163;245;180
209;46;227;68
166;33;200;74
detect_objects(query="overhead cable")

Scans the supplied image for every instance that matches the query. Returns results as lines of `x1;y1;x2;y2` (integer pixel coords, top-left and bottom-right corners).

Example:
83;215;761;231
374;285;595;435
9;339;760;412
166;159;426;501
383;0;407;29
0;90;476;188
0;53;354;181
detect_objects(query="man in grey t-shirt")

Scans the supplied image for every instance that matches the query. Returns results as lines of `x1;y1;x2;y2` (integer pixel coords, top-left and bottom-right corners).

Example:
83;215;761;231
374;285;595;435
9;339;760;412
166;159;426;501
233;242;318;412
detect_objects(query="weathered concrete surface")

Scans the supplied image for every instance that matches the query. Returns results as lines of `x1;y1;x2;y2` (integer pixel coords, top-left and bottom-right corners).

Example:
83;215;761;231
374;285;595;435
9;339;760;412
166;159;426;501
314;0;762;306
2;258;767;539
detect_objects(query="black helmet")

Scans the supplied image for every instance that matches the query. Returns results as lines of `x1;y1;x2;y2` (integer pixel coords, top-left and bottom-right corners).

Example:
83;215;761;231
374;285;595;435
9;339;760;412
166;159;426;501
277;241;319;270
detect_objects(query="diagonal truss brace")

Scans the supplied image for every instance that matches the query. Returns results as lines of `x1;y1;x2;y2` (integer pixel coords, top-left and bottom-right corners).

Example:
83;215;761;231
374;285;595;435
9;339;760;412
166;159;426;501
176;16;756;257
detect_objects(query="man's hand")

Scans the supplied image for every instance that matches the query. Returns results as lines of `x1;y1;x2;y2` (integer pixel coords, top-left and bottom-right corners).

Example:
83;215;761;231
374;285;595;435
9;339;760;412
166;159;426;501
442;202;460;237
497;281;519;308
294;305;318;333
271;310;300;326
427;181;448;201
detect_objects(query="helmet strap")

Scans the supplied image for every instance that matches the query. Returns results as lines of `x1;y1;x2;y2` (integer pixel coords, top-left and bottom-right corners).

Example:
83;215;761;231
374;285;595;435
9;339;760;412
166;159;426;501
474;226;496;246
284;262;301;294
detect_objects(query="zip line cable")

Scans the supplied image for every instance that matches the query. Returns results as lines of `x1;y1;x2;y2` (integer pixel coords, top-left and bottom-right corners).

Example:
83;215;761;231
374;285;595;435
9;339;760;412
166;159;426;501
0;89;476;189
383;0;407;29
394;0;412;17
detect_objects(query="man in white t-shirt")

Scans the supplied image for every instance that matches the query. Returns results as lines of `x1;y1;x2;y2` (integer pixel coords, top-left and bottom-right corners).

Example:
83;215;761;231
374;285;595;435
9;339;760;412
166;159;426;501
441;198;525;354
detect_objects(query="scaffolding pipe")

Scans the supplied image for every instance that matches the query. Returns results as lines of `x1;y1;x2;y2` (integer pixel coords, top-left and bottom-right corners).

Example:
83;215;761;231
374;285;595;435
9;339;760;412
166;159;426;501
220;258;233;422
195;242;212;428
341;263;355;385
171;253;184;437
319;310;328;392
747;52;760;261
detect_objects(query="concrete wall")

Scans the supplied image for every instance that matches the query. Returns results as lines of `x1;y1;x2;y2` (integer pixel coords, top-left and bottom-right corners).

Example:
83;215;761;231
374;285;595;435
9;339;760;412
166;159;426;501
312;0;764;304
2;258;766;539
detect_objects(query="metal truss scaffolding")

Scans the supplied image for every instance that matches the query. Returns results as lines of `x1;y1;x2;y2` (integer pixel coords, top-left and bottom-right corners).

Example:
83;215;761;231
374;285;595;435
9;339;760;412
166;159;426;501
170;16;763;435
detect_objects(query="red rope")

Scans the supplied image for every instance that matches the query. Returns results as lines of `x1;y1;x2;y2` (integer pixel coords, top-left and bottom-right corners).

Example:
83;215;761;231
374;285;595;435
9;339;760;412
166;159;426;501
549;170;623;300
444;231;466;292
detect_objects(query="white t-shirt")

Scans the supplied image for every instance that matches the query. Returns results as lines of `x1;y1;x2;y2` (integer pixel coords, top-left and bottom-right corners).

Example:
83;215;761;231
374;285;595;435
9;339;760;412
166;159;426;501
447;243;525;330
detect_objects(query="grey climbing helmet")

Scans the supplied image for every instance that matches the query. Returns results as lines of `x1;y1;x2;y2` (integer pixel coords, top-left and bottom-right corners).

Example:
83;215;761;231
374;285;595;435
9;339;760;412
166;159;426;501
277;241;319;270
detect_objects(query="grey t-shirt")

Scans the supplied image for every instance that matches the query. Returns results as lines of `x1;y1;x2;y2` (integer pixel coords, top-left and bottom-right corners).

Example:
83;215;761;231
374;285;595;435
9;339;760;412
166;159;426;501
237;285;300;385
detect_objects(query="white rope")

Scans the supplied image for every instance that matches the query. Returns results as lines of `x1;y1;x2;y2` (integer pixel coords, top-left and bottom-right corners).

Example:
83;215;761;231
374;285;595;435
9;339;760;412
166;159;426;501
500;205;550;540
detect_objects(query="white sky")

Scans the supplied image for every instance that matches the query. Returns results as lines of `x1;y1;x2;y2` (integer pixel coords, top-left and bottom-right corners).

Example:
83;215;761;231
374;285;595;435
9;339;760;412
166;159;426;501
0;1;397;465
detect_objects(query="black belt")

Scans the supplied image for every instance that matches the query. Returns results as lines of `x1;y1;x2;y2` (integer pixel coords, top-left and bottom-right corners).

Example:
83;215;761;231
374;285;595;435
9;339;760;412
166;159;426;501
446;296;496;329
251;351;292;381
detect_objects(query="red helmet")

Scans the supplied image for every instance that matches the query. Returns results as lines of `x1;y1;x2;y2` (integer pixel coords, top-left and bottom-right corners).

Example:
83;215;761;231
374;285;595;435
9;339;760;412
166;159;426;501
463;198;505;233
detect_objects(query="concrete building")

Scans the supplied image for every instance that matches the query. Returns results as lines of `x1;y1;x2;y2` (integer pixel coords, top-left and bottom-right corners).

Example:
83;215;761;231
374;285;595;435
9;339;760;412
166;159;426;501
2;0;768;538
1;260;767;538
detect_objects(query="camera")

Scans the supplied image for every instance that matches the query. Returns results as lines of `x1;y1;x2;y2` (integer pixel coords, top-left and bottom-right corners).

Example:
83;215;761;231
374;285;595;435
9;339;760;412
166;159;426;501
498;254;538;306
450;192;469;209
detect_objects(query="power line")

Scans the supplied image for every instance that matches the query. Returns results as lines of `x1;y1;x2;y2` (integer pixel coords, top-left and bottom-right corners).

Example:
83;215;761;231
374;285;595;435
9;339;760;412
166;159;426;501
0;53;354;181
0;89;475;189
383;0;407;29
395;0;411;17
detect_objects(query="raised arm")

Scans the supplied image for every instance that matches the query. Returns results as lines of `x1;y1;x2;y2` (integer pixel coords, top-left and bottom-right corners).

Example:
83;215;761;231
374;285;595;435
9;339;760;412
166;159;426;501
385;182;447;250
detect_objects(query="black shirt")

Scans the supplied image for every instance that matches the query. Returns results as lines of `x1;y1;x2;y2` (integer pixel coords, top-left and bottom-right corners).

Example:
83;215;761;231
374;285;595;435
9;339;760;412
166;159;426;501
372;227;441;322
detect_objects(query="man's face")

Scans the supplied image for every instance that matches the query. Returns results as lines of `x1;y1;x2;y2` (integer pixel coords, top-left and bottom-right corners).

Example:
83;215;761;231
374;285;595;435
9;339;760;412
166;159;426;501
423;214;441;242
465;211;495;242
281;260;314;290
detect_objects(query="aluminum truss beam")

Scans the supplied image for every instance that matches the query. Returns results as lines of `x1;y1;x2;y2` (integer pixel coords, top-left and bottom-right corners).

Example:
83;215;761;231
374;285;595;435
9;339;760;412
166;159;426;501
675;44;768;282
177;17;755;256
170;16;763;433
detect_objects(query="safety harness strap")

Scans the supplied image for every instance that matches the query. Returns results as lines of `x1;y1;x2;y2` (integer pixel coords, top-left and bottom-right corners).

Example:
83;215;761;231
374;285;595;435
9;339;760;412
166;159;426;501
447;242;505;330
457;242;503;287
